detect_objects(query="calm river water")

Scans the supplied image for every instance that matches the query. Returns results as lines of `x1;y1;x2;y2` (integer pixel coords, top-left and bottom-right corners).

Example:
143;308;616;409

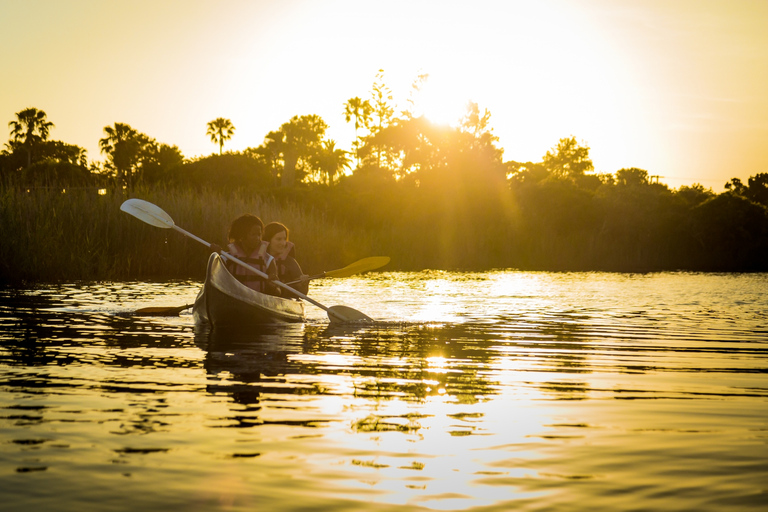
1;271;767;511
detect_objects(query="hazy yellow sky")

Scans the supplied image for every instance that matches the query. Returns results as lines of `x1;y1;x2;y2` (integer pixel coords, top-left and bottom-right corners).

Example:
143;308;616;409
2;0;766;189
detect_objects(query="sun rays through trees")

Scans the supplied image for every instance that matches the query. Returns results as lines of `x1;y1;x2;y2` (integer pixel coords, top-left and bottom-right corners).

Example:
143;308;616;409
2;64;767;281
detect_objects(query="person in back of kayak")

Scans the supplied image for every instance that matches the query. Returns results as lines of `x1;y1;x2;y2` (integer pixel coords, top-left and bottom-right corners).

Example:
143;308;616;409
215;214;280;296
263;221;310;297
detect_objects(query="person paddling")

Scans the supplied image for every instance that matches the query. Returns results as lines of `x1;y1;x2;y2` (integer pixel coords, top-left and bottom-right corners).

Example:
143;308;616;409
213;214;280;296
263;222;310;296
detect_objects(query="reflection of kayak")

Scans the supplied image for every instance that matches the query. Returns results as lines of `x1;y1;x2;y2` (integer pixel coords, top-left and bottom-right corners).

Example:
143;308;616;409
193;253;305;326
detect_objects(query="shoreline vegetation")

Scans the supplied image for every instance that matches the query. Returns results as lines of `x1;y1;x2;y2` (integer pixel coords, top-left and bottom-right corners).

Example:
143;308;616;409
3;176;767;285
2;72;768;284
0;187;377;284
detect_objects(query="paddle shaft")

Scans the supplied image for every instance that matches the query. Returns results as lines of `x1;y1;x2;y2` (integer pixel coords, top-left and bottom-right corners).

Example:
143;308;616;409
285;256;390;285
170;225;349;320
119;199;367;322
286;272;324;286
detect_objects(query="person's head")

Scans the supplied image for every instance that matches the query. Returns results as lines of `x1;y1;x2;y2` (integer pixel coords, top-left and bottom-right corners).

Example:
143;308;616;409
228;214;264;252
263;222;289;255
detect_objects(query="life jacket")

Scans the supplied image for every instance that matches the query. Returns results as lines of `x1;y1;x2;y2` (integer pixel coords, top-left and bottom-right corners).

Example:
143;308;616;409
273;241;296;263
271;241;308;296
225;242;275;293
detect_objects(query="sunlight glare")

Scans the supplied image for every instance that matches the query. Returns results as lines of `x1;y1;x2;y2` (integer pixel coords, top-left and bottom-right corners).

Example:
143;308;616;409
411;278;463;323
418;77;471;127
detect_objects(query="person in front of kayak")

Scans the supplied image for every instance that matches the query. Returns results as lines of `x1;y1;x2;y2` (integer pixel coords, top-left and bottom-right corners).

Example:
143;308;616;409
214;214;280;296
263;221;310;297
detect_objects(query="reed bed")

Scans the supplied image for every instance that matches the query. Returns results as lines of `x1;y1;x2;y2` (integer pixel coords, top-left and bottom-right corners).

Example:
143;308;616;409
0;186;378;284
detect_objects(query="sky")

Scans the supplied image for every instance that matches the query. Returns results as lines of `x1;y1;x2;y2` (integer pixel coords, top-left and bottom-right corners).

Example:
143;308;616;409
1;0;767;190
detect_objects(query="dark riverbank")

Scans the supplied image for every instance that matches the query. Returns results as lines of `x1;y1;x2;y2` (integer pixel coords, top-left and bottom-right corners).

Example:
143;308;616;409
1;179;766;285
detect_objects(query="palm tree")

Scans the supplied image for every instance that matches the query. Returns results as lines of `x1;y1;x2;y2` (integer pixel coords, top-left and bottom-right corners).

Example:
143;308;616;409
99;123;143;190
314;140;351;185
8;107;54;167
343;97;372;168
206;118;235;155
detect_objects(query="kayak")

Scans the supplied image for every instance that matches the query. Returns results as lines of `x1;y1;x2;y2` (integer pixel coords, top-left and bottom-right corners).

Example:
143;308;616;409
193;253;305;326
120;198;374;324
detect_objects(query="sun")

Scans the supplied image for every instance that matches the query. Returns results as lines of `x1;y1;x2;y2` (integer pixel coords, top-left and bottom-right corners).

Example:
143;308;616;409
414;76;471;127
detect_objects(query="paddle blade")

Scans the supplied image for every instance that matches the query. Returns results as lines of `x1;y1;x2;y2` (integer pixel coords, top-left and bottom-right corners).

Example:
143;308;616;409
134;304;193;316
120;199;175;229
328;305;374;324
324;257;390;279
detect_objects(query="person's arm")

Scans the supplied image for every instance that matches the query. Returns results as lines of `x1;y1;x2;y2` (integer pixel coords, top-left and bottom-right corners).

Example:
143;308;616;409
264;259;282;296
296;273;310;295
293;264;310;295
283;257;309;295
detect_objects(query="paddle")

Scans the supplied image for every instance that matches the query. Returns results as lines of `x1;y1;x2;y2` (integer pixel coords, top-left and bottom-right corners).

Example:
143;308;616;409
284;256;390;285
120;198;372;323
134;304;194;316
137;257;389;315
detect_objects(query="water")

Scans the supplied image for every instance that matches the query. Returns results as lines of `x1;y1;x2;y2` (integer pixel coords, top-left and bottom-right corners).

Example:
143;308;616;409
1;271;767;511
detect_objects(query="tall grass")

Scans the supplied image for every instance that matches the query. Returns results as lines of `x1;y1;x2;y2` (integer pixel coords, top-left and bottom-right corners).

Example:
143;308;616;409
0;186;378;284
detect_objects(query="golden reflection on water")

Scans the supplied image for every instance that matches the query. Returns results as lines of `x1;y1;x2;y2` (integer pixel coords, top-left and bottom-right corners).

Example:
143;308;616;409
411;279;464;324
1;272;767;511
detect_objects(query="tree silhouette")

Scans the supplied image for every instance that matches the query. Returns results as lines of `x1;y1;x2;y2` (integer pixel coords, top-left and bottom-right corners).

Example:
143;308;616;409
746;173;768;206
368;69;395;170
726;174;768;207
676;183;714;207
543;137;594;179
8;108;54;168
312;139;350;185
175;152;272;192
247;132;284;186
616;167;650;187
99;123;152;190
402;72;429;119
343;96;372;168
139;143;184;185
272;114;328;186
206;118;235;155
692;192;768;270
460;102;492;139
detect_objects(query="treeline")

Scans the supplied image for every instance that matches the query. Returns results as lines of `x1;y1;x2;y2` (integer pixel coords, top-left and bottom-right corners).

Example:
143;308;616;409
302;162;768;272
2;71;767;282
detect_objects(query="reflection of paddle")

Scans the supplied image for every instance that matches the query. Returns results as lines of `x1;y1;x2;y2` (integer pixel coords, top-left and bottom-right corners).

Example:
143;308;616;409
120;199;372;323
285;256;390;285
134;304;194;316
